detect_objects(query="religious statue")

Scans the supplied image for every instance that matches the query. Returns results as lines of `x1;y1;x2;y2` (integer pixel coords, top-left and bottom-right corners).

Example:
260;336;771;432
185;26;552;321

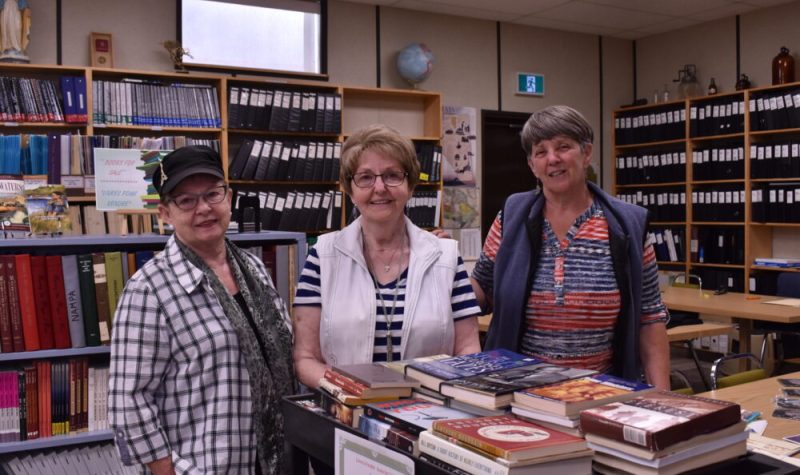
0;0;30;63
161;40;193;72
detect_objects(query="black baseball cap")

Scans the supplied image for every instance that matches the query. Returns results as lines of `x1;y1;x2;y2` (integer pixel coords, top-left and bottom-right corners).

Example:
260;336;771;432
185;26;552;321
152;145;225;196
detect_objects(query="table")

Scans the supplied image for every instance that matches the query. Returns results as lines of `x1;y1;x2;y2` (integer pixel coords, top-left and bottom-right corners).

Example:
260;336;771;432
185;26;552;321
699;371;800;440
661;287;800;356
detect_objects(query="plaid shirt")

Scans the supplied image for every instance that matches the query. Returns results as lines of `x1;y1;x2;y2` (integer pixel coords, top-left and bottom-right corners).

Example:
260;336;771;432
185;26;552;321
109;235;290;474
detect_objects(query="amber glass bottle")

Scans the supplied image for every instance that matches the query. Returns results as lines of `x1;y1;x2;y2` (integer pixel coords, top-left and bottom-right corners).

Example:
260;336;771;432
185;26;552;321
772;46;795;85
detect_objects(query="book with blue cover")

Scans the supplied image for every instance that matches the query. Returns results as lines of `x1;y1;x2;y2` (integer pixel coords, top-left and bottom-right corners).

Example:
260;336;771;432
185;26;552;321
405;349;540;391
364;398;476;435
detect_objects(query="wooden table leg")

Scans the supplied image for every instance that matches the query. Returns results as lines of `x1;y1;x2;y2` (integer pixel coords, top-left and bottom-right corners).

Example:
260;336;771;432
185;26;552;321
736;318;754;371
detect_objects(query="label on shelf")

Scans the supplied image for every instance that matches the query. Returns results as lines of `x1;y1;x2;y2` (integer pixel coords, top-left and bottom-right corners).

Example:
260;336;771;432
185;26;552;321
3;122;18;126
151;126;163;131
84;176;96;194
62;175;85;189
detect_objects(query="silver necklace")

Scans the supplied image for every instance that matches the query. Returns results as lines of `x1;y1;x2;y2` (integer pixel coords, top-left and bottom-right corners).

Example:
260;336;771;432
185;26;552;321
364;230;406;362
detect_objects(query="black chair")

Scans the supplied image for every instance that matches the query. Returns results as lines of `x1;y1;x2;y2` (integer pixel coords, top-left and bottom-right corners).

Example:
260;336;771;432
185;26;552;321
758;272;800;373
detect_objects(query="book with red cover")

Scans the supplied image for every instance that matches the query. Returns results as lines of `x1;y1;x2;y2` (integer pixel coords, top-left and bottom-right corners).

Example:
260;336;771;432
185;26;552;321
45;255;71;349
579;390;741;451
1;256;24;352
0;256;13;352
29;256;55;349
14;254;40;351
323;369;413;399
432;414;587;462
332;363;421;389
24;366;37;440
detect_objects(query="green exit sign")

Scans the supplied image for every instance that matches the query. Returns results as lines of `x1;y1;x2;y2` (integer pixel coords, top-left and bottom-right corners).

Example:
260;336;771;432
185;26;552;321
517;72;545;96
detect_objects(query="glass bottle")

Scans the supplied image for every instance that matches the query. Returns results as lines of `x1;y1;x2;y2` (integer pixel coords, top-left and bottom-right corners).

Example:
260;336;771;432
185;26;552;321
772;46;795;85
708;77;718;95
662;84;670;102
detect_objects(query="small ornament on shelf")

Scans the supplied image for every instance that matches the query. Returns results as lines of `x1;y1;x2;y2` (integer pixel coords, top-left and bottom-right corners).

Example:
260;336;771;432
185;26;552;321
735;74;751;91
772;46;795;85
708;77;718;95
161;40;193;73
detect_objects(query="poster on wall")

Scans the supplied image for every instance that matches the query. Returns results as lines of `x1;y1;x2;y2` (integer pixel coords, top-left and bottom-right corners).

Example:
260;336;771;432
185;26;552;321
443;187;480;229
442;105;477;187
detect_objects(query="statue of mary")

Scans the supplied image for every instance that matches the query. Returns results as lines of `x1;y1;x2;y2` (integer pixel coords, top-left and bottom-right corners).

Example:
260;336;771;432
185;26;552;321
0;0;30;63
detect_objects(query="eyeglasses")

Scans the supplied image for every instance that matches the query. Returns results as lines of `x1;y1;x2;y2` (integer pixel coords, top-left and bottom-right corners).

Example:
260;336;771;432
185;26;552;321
350;171;408;189
169;185;229;211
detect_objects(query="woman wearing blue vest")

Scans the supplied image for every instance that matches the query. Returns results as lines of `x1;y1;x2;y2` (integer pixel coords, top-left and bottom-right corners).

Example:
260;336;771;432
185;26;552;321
471;106;670;390
293;124;482;392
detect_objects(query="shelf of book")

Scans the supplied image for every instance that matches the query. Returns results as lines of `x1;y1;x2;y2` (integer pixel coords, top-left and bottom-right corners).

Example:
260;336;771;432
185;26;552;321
0;346;110;363
0;429;113;455
614;81;800;293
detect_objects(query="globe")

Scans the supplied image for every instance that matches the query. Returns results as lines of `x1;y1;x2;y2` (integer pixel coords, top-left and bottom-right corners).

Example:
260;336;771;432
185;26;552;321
396;43;434;87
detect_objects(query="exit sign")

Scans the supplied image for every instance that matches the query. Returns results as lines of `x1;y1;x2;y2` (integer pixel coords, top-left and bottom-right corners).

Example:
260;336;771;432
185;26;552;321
517;72;545;96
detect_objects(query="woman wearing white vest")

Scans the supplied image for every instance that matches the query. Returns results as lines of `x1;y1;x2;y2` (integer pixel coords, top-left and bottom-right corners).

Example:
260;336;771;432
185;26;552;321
293;124;482;390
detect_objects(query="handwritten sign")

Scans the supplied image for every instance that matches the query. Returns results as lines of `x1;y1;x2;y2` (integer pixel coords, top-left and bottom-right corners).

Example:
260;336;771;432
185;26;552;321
93;148;146;210
334;428;414;475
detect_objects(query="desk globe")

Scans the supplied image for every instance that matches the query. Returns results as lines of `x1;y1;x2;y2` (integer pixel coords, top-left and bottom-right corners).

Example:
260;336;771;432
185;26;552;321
396;43;434;88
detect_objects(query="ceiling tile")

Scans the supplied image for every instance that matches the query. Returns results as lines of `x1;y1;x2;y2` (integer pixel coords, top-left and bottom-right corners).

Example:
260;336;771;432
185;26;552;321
689;2;758;21
392;0;520;21
400;0;571;16
584;0;735;17
737;0;795;6
530;1;673;30
514;15;623;36
613;30;646;39
634;17;703;35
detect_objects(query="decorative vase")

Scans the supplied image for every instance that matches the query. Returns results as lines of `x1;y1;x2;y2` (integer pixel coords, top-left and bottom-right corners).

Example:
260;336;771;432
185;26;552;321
772;47;795;85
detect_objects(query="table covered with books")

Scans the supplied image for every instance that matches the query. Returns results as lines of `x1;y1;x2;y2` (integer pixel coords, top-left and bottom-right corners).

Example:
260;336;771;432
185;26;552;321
282;350;800;475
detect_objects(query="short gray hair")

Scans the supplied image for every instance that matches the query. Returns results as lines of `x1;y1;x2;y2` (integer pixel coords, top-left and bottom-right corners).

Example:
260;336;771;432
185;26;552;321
520;105;594;157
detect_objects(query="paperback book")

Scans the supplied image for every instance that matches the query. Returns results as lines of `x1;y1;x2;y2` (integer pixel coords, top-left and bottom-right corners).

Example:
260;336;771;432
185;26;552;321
513;373;654;417
440;362;596;409
405;349;540;391
364;398;476;435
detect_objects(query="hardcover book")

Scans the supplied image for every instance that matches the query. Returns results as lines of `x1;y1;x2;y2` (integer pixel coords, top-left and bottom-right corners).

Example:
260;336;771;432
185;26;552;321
441;362;596;409
432;414;587;462
579;390;741;451
364;398;476;436
317;378;398;406
332;363;421;389
513;374;654;417
322;369;413;399
405;349;540;391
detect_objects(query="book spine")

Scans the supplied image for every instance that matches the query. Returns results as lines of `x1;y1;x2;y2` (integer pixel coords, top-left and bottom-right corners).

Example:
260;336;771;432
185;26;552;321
418;431;509;475
45;255;71;349
14;255;40;351
4;256;24;352
76;254;101;347
323;369;369;397
0;257;13;352
61;255;86;348
363;406;424;436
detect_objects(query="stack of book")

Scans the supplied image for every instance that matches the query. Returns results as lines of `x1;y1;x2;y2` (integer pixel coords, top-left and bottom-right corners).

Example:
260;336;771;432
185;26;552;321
318;363;419;428
754;257;800;269
419;414;593;475
580;391;747;474
439;360;595;416
361;398;476;456
511;374;654;437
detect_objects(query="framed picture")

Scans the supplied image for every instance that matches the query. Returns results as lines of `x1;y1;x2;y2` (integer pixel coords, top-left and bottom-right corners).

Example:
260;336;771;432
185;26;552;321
90;32;113;68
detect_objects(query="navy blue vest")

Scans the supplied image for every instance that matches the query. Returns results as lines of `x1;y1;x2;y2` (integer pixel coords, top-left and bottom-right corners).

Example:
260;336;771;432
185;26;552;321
484;181;648;381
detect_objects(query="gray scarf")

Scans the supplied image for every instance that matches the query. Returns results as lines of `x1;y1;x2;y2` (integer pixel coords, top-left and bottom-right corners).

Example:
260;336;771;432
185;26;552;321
177;238;297;475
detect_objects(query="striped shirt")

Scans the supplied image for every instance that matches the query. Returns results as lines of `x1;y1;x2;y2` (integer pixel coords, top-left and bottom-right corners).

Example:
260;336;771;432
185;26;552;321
295;248;480;362
472;201;668;373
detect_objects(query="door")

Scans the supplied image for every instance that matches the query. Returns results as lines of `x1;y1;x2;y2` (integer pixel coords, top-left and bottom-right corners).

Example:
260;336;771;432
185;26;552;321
480;110;536;241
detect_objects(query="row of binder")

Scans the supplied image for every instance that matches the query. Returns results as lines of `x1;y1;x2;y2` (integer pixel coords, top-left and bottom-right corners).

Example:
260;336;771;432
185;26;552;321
749;88;800;131
615;148;685;185
614;106;685;145
234;190;343;233
616;189;686;222
691;227;744;265
749;272;779;296
691;186;745;222
692;267;745;293
228;139;341;182
346;189;442;229
689;96;745;137
415;142;442;183
0;76;74;123
751;184;800;223
650;227;685;263
750;142;800;178
227;87;341;134
92;80;221;128
692;145;745;181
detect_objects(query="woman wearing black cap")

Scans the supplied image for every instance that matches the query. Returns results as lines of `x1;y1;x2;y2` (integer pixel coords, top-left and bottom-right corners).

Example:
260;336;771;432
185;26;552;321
108;145;296;475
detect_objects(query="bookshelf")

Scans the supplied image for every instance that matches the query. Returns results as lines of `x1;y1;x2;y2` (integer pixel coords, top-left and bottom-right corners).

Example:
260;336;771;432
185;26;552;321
613;82;800;295
0;230;305;456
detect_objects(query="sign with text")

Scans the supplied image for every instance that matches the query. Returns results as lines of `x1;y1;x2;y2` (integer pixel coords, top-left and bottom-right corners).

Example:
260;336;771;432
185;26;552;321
334;428;414;475
94;148;146;210
517;72;545;96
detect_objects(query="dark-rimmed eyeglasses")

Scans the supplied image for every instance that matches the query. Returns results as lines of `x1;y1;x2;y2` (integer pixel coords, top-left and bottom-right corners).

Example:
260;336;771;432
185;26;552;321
350;171;408;189
169;185;229;211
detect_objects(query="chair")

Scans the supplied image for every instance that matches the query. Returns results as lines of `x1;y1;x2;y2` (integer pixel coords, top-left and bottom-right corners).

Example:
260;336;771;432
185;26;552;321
669;369;695;395
710;353;767;390
758;273;800;373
